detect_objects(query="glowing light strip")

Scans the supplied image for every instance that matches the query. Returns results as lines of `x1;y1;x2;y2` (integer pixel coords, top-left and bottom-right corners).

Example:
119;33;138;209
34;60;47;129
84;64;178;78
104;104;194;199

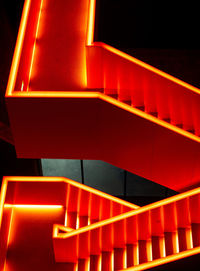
8;91;100;98
27;0;44;91
5;0;200;146
187;228;193;249
7;88;200;142
76;215;80;229
4;204;63;209
3;176;138;210
0;179;8;229
4;176;64;182
5;0;31;96
161;236;166;258
54;186;200;238
111;251;114;271
99;254;102;271
174;231;180;254
119;247;200;271
124;248;127;268
7;0;200;99
7;208;14;246
86;0;96;45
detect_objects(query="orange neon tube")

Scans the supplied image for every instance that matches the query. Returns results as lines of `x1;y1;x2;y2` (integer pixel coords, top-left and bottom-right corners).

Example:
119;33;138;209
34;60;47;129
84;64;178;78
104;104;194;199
6;0;200;97
86;0;96;45
1;176;139;210
5;0;31;96
4;204;63;209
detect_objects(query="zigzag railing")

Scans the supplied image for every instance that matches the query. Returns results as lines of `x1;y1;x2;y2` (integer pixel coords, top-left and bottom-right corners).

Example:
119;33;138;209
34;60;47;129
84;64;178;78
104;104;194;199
53;185;200;270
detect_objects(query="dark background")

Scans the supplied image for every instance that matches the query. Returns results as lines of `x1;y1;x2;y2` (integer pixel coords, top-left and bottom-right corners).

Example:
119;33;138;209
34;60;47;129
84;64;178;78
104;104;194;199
1;0;199;205
95;0;200;88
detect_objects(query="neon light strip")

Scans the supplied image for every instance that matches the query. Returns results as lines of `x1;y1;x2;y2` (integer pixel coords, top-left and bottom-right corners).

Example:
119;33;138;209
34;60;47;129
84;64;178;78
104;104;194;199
7;91;100;98
120;247;200;271
86;0;96;45
5;90;200;142
0;180;8;230
4;204;63;209
27;0;44;91
7;208;14;246
4;176;64;182
6;0;31;96
3;177;138;210
6;0;200;97
54;186;200;238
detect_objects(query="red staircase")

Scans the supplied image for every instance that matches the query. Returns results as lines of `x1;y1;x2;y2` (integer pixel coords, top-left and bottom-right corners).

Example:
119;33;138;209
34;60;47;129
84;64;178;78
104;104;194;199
1;177;200;271
5;0;200;191
53;186;200;270
3;0;200;270
0;177;138;271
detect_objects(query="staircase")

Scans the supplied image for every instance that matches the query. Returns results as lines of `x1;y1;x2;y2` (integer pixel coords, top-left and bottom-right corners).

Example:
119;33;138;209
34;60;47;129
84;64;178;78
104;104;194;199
0;176;138;271
3;0;200;270
53;187;200;270
87;42;200;139
54;176;137;231
86;1;200;138
5;0;200;191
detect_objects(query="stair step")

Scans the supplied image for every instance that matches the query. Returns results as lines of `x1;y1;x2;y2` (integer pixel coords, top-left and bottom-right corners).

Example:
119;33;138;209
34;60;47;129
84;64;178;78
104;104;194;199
162;118;171;123
123;100;132;106
114;247;126;270
138;239;152;264
186;129;195;134
149;112;158;118
90;255;101;271
152;236;165;260
178;227;193;252
107;94;118;99
191;223;200;247
105;93;198;138
78;258;89;271
175;124;183;129
164;232;179;256
54;185;200;270
102;251;113;271
126;244;139;267
135;106;145;111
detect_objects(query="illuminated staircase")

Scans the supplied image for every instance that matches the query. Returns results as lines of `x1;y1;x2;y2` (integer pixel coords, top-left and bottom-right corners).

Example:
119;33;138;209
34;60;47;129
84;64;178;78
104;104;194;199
0;177;137;271
1;177;200;271
53;186;200;271
3;0;200;270
5;0;200;191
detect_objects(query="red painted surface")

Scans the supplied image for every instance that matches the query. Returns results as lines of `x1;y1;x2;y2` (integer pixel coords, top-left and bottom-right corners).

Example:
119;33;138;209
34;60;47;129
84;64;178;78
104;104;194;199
1;177;200;271
3;0;200;270
0;176;138;271
54;183;200;270
5;0;200;191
